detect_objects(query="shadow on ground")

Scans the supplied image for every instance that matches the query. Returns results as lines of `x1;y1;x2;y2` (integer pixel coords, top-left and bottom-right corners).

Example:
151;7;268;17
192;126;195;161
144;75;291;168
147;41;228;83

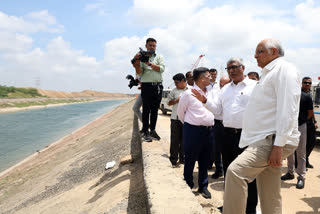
87;115;148;213
296;196;320;214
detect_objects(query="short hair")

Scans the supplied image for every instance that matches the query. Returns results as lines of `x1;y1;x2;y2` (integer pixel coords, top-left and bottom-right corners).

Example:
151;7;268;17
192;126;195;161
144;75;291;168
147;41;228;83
226;57;244;66
173;73;186;82
193;67;209;81
302;76;311;82
209;68;217;73
264;39;284;56
146;38;157;44
186;71;192;78
248;71;259;79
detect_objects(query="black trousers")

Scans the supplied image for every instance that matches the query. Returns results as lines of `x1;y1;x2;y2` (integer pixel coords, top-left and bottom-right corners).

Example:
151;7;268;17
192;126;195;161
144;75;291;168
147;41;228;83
170;119;184;164
221;127;258;213
141;83;163;132
183;122;214;190
213;119;224;173
306;119;316;163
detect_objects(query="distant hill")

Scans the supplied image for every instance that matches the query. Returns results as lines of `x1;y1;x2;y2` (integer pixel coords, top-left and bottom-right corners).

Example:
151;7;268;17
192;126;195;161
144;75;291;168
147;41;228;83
0;85;131;98
37;89;130;98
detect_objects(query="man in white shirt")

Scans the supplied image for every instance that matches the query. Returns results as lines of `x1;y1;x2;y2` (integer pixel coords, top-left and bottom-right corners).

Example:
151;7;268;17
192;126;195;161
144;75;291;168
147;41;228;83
186;71;194;87
211;76;231;179
177;67;215;199
206;68;221;173
192;58;258;214
222;39;300;214
167;73;188;167
207;68;219;92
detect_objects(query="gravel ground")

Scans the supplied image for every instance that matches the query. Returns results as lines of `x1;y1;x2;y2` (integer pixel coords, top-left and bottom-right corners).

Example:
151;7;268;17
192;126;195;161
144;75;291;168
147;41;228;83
0;100;147;214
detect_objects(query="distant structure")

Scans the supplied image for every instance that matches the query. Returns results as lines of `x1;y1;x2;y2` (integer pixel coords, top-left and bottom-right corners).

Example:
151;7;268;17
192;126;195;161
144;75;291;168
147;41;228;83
34;77;41;88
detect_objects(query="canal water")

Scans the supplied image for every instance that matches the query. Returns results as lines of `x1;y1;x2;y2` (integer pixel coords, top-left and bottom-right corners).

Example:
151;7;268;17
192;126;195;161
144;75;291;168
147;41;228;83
0;99;129;172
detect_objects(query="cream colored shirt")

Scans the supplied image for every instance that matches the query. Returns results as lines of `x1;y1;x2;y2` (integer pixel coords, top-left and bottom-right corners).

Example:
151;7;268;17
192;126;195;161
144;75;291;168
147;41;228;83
240;58;301;148
167;87;188;120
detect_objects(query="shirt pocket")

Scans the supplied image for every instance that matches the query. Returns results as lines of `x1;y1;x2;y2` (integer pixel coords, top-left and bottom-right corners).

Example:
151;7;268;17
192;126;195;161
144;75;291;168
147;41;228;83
237;91;250;107
248;83;264;105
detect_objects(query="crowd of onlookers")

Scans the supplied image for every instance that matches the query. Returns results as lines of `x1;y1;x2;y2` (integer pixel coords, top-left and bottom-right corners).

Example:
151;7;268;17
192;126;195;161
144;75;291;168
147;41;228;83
131;37;318;214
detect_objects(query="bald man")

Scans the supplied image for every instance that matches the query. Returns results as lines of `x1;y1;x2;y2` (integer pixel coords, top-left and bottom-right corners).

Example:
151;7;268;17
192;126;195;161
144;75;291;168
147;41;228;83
223;38;300;214
220;76;231;88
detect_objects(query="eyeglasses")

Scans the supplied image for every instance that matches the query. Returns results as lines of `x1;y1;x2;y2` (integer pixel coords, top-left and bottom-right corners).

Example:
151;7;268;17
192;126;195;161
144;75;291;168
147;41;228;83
255;49;265;55
225;65;242;71
202;74;211;78
303;81;312;85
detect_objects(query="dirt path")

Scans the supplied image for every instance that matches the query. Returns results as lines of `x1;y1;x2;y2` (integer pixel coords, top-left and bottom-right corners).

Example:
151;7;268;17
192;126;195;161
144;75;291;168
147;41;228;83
156;112;320;214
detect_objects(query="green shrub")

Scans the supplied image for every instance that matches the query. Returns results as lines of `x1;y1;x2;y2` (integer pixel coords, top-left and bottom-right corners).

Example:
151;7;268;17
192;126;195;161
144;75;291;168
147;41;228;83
0;85;42;98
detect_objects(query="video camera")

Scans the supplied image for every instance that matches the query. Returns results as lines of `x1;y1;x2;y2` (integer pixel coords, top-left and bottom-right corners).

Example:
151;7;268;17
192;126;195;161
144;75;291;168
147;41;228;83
131;48;155;64
126;75;139;89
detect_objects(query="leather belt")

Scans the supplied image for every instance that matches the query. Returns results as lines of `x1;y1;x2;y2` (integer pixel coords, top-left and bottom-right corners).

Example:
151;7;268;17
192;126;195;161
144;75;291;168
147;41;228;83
224;127;242;134
142;82;162;85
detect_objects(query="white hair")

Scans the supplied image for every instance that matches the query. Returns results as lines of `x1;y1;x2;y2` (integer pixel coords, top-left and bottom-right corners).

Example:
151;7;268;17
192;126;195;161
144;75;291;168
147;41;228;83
264;39;284;56
227;57;244;65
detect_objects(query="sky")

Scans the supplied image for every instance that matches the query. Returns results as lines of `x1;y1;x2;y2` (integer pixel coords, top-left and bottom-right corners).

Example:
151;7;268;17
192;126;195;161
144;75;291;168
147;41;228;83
0;0;319;93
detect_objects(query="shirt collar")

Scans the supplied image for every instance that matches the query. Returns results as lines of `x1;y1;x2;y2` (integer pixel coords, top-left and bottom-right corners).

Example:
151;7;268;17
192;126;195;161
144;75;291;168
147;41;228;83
231;76;250;86
210;81;217;86
262;57;282;72
193;83;208;96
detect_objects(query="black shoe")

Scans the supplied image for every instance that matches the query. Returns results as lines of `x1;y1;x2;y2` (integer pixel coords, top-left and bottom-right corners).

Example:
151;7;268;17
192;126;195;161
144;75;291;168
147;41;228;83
281;172;294;180
143;132;152;142
150;130;160;140
306;162;314;168
211;171;223;179
198;188;211;199
217;206;223;212
296;179;305;189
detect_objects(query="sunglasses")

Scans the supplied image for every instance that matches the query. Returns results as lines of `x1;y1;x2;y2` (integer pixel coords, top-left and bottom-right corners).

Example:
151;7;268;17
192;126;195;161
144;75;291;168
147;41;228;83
225;65;242;71
303;81;312;85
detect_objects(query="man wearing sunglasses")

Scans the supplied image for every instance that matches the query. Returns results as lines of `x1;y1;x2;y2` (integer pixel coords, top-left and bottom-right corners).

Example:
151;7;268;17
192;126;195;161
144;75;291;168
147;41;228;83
281;77;314;189
301;77;318;169
222;38;300;214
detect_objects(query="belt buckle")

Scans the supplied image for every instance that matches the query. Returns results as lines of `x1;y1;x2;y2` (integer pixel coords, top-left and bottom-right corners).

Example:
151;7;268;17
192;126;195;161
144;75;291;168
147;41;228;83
233;129;238;134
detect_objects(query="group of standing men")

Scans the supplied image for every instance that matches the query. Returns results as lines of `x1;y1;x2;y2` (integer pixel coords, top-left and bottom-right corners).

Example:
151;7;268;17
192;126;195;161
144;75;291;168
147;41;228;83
132;37;317;214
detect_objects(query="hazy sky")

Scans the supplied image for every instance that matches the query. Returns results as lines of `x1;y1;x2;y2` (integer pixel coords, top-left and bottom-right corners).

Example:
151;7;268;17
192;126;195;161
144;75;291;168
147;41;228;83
0;0;319;93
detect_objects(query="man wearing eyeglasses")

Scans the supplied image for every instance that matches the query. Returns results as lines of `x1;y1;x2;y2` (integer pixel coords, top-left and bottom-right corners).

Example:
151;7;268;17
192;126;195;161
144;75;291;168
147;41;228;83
192;58;258;214
222;39;300;214
167;73;188;167
281;77;314;189
177;67;215;199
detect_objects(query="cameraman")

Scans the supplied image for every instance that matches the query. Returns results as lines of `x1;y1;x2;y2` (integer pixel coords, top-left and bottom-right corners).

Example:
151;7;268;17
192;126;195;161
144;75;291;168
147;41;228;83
132;38;165;142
